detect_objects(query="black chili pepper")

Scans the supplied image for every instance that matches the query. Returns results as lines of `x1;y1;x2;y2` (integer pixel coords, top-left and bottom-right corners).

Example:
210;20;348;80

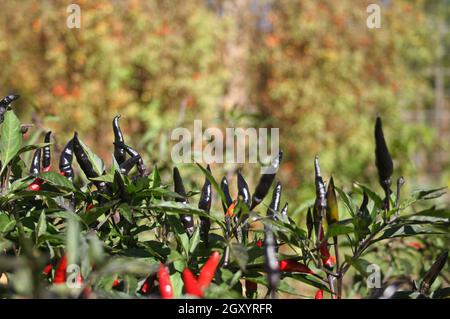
173;167;194;237
30;149;42;175
313;156;326;242
264;224;280;298
199;165;212;245
306;207;313;240
237;171;251;208
114;142;147;176
59;138;74;180
419;251;448;295
267;182;282;219
251;151;283;210
113;115;127;165
119;155;141;176
42;131;52;169
220;176;233;214
375;117;393;211
0;94;20;123
73;133;107;192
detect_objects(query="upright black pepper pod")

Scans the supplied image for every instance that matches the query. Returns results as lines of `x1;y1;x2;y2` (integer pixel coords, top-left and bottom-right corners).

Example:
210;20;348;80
374;117;393;211
42;131;52;169
251;151;283;210
306;207;313;239
119;155;141;176
173;167;194;237
59;138;74;181
30;149;42;176
267;182;282;219
113;115;127;165
237;171;251;208
199;165;212;245
220;177;233;214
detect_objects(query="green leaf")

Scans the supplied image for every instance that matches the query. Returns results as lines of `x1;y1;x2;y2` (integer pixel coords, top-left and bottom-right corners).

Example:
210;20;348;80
0;110;23;176
77;137;105;176
150;166;161;188
36;211;47;239
325;222;354;239
38;171;75;191
230;243;248;271
344;255;370;277
189;227;200;254
375;224;444;242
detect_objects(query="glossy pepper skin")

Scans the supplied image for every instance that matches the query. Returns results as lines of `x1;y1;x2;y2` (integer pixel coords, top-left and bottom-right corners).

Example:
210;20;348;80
375;117;393;210
113;115;127;165
198;165;212;245
279;260;313;274
158;263;174;299
182;268;203;297
220;177;233;214
237;171;251;208
30;149;42;176
73;133;107;192
264;225;280;297
267;182;282;219
198;251;220;290
315;289;324;299
54;255;68;284
119;155;140;176
42;131;52;169
0;94;20;123
173;167;194;237
251;151;283;210
59;138;74;181
114;142;146;176
280;202;289;222
419;251;448;295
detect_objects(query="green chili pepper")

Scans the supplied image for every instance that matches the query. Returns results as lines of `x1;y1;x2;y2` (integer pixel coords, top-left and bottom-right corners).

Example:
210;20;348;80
173;167;194;237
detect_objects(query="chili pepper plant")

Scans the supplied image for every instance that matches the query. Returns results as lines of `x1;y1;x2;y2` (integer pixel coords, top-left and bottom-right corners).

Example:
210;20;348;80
0;94;448;299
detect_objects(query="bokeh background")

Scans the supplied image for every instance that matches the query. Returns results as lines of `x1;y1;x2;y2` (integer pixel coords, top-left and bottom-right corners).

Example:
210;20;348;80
0;0;449;207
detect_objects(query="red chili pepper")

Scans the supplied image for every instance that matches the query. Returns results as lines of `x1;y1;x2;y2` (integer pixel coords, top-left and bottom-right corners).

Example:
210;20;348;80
112;278;120;288
43;264;52;276
319;227;335;269
182;268;203;297
225;202;236;218
198;251;220;290
256;239;263;248
42;166;51;172
54;255;68;284
279;260;314;274
315;289;323;299
139;275;156;295
158;263;173;299
86;203;94;211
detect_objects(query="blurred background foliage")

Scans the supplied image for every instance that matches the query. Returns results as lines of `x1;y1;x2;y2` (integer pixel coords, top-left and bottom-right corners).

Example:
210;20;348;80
0;0;448;209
